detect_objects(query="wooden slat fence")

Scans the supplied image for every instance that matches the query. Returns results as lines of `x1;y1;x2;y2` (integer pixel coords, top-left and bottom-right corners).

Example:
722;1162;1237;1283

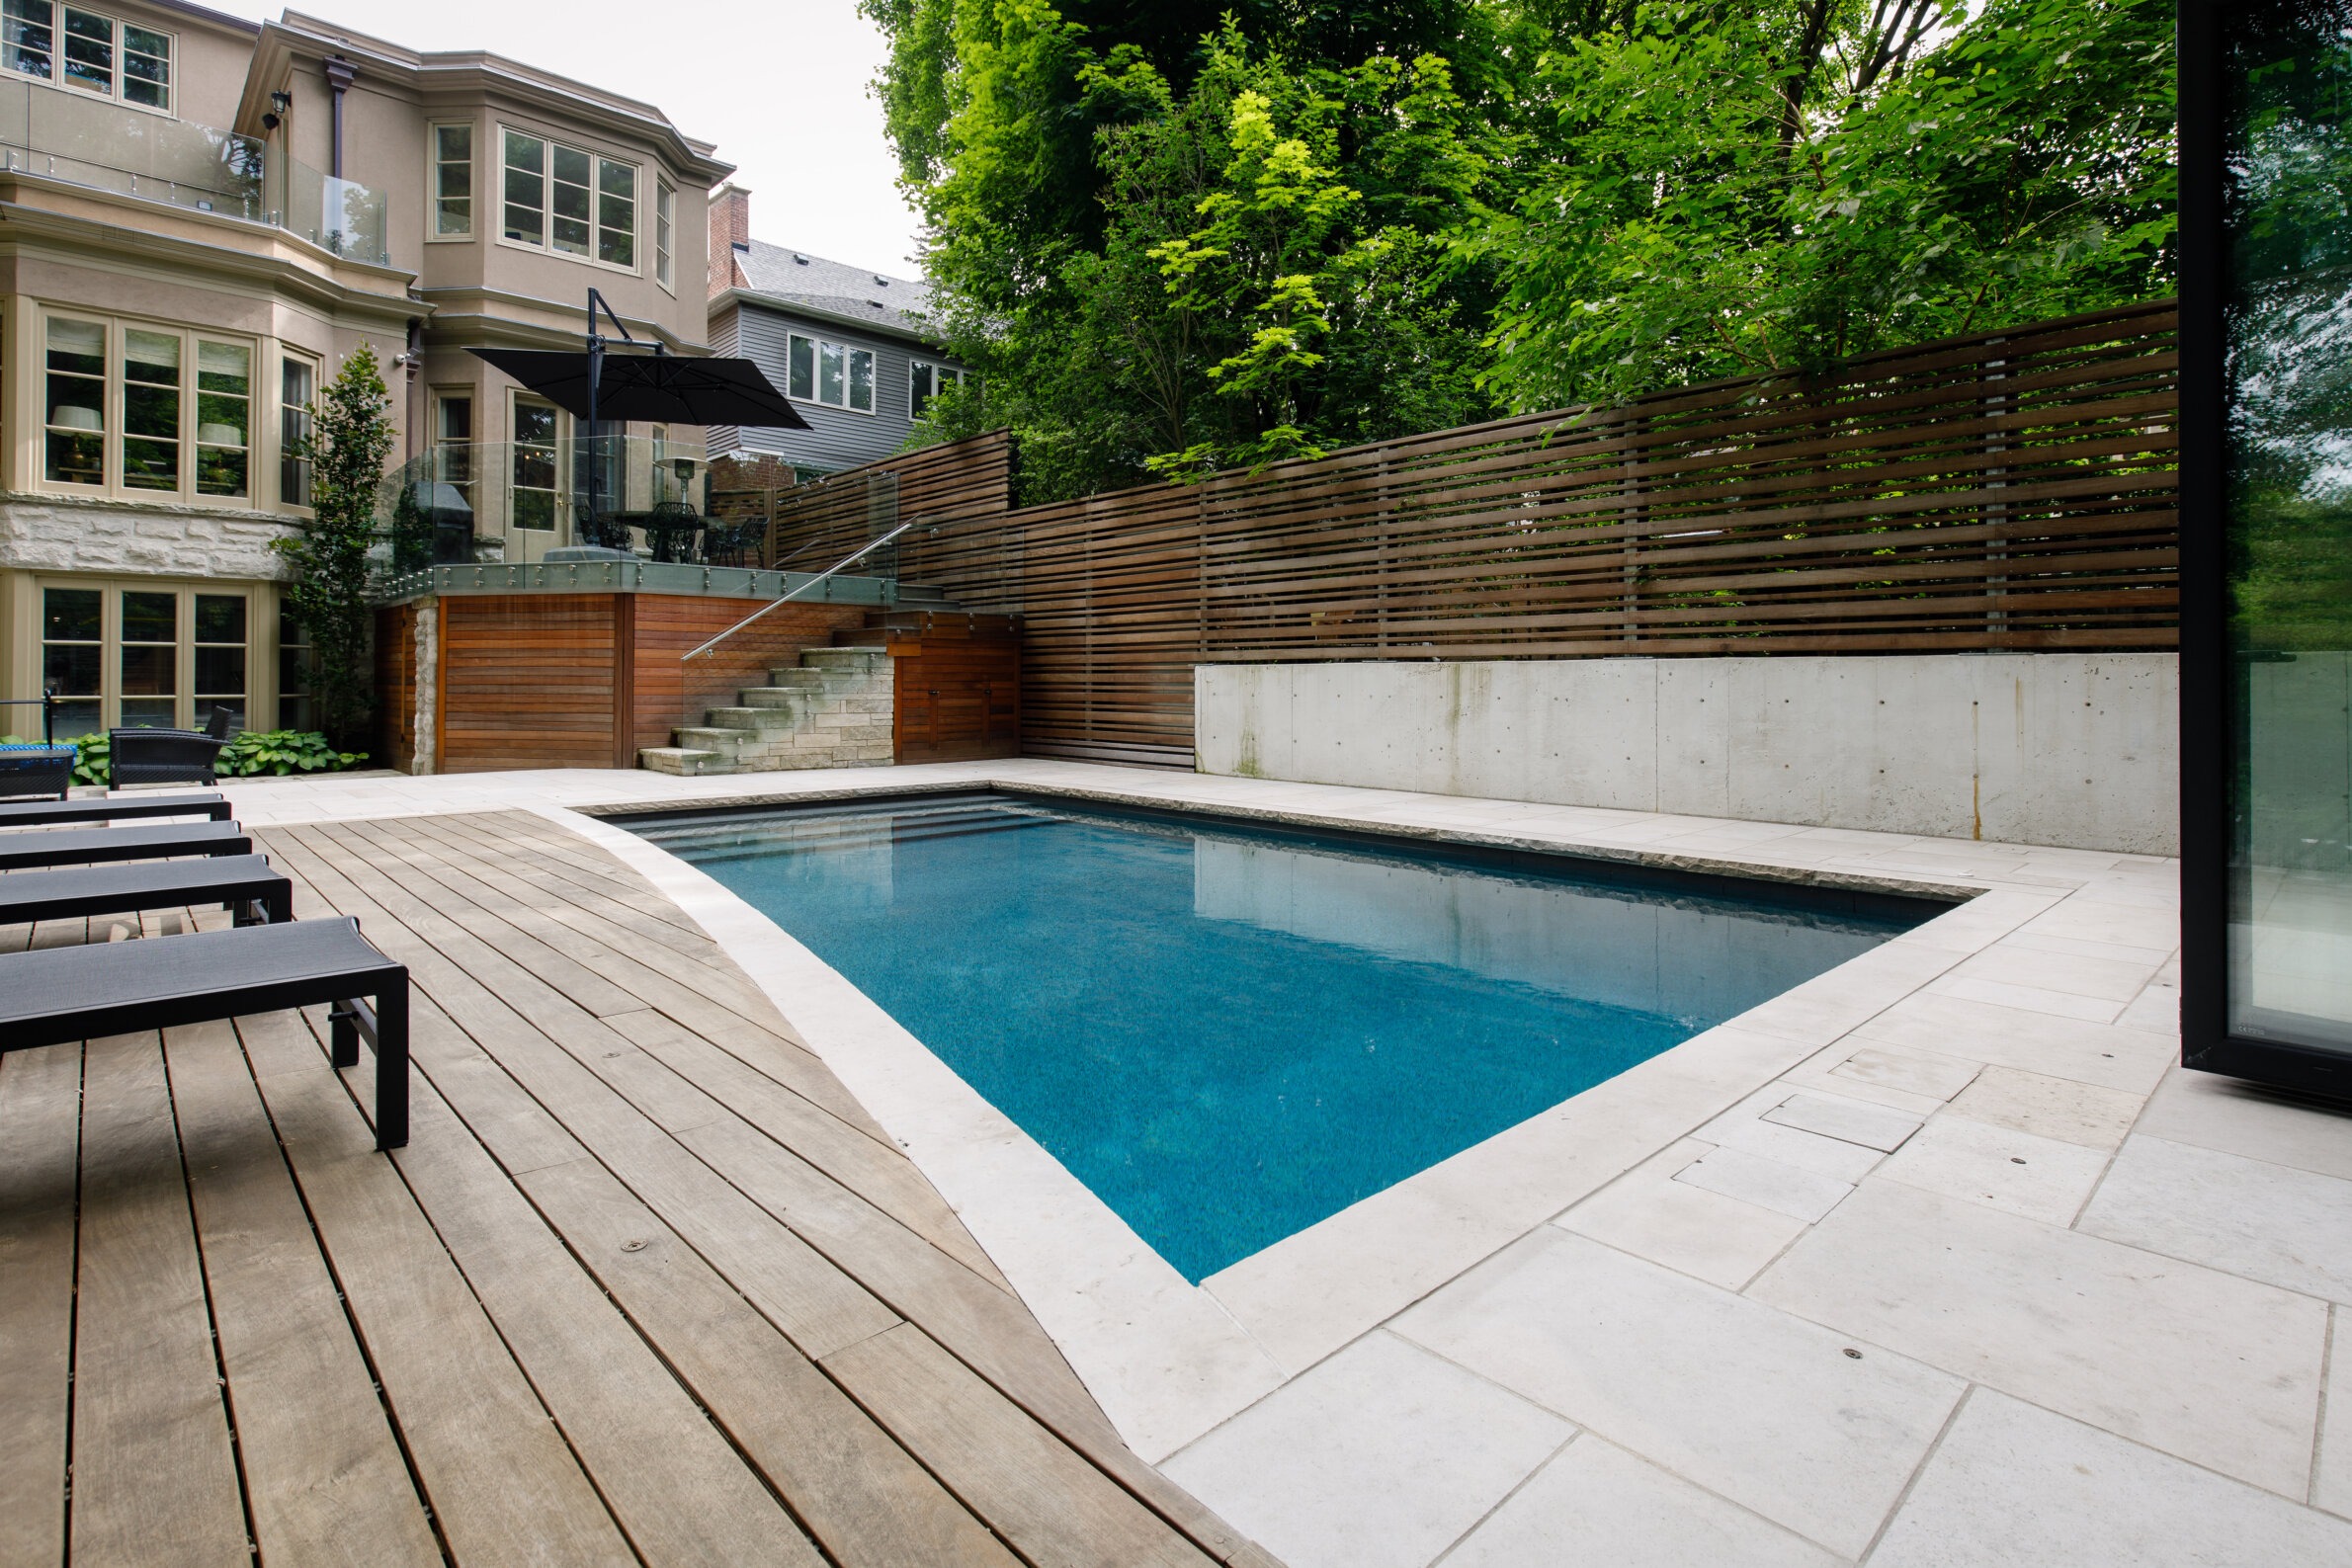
772;300;2179;769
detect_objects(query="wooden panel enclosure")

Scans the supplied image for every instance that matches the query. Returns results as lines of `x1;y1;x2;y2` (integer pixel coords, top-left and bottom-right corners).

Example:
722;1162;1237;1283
771;301;2181;769
374;601;419;774
885;614;1023;765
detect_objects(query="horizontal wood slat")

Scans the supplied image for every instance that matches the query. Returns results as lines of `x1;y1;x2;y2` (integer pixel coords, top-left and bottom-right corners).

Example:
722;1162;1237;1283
769;301;2180;767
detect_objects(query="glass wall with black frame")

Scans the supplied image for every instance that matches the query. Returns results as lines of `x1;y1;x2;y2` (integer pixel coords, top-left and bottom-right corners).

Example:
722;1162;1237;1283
2183;0;2352;1098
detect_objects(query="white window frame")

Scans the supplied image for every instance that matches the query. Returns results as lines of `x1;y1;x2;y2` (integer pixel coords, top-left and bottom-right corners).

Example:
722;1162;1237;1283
428;121;474;241
37;309;259;507
36;577;256;734
1;3;172;115
278;350;317;511
495;124;639;275
507;390;565;533
654;179;674;292
909;358;965;419
786;332;878;415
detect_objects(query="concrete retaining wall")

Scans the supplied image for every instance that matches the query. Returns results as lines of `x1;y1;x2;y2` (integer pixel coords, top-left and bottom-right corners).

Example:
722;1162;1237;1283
1196;654;2180;855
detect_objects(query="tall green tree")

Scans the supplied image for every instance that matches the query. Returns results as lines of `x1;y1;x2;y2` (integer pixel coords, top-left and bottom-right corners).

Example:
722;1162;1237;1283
272;345;394;747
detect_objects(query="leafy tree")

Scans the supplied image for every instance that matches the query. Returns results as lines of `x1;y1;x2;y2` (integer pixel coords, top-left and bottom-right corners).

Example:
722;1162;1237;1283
272;345;394;747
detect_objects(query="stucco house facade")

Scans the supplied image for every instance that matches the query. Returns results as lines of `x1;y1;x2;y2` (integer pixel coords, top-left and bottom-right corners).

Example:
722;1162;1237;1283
0;2;729;736
704;184;966;477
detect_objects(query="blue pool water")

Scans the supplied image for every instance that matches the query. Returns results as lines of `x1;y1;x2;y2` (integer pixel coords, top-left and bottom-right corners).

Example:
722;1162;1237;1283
634;794;1934;1281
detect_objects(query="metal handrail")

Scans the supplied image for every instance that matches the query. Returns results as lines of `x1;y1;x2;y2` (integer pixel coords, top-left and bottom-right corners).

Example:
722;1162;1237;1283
682;522;918;662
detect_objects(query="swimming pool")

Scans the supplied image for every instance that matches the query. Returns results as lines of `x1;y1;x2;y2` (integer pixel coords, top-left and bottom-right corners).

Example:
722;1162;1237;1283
632;793;1939;1281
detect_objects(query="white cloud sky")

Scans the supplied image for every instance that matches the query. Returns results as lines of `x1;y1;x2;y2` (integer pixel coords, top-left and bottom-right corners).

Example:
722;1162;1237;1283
207;0;926;274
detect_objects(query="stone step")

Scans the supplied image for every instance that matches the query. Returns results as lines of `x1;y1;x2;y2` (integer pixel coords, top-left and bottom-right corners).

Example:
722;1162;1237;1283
638;747;734;776
800;646;889;672
673;725;751;751
740;687;814;711
705;705;798;730
762;668;828;690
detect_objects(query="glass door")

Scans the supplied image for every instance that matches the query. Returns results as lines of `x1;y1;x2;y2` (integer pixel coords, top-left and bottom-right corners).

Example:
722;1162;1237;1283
2184;0;2352;1098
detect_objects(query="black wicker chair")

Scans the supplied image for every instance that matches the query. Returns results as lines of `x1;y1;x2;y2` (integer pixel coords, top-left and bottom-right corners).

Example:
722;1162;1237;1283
572;501;633;552
111;706;233;789
1;695;76;800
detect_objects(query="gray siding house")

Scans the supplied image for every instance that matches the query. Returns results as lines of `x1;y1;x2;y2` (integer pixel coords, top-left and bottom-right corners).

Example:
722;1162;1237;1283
705;185;967;475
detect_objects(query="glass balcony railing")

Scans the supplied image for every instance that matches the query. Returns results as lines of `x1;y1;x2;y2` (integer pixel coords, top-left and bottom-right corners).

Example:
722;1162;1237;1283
0;76;388;263
373;437;768;573
0;73;262;218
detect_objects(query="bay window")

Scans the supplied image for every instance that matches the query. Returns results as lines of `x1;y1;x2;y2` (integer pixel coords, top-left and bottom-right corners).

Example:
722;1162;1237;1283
501;128;636;269
42;313;256;502
788;332;876;414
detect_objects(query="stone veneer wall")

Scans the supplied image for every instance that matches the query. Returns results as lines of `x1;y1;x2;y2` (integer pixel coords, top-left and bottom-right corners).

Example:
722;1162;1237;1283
0;494;297;579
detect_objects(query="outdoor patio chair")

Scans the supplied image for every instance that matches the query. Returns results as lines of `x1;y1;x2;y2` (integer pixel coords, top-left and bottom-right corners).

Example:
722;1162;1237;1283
573;501;633;552
0;854;293;930
111;707;233;789
0;819;250;871
0;790;231;829
0;743;74;801
0;916;409;1148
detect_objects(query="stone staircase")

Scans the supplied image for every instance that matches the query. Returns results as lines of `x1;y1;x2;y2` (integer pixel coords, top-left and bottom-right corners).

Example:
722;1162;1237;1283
637;583;960;777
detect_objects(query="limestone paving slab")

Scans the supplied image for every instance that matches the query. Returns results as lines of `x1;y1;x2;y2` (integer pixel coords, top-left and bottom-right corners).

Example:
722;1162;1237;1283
1395;1229;1966;1558
1158;1333;1570;1568
1674;1145;1855;1223
1762;1091;1925;1152
1867;1389;2352;1568
1874;1114;2113;1226
1555;1141;1811;1292
2076;1135;2352;1305
1752;1179;2328;1496
1945;1064;2143;1150
1443;1436;1844;1568
1831;1044;1982;1102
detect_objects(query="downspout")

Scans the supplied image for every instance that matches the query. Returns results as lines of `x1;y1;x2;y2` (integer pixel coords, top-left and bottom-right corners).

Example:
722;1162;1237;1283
323;55;355;178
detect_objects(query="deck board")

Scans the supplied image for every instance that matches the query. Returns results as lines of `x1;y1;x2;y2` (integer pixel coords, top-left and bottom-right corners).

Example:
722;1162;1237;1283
0;807;1269;1566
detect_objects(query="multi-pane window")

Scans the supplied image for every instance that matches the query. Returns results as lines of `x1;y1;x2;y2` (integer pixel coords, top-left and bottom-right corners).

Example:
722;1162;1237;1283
37;583;258;732
2;4;169;111
278;606;313;733
511;397;559;530
118;588;175;728
910;359;965;419
432;124;472;237
655;181;674;289
281;357;314;507
434;392;473;506
41;586;100;735
41;315;255;500
787;333;876;414
501;129;634;267
194;593;246;730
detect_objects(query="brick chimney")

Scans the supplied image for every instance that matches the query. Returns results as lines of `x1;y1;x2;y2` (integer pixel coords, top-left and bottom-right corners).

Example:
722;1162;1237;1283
708;183;752;297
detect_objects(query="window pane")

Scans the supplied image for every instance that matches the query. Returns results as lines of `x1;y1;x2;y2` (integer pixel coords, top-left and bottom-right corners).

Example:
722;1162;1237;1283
789;336;814;400
849;349;874;412
512;400;558;530
198;340;248;394
5;0;51;80
196;343;248;497
43;586;99;642
121;642;173;698
43;643;98;697
122;22;163;107
502;130;545;244
195;646;245;696
125;328;177;386
122;590;174;642
549;145;591;257
818;342;844;405
195;594;245;643
911;361;933;416
282;358;314;507
124;328;180;488
59;5;107;95
46;316;103;374
655;184;673;287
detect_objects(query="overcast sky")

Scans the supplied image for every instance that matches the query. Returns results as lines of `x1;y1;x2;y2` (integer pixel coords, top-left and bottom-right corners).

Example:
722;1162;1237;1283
210;0;927;275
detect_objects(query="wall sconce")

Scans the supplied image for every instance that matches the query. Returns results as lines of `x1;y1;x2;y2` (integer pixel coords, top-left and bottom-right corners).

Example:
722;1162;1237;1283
263;89;292;130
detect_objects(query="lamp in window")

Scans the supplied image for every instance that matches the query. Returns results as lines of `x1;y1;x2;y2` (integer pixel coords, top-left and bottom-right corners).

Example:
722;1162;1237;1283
51;405;101;431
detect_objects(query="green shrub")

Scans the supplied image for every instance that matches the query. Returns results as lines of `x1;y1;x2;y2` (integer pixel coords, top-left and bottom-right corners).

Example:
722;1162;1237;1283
0;729;364;784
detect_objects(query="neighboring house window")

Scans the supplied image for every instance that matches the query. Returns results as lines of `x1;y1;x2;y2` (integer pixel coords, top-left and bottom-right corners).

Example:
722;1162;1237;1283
910;359;964;419
2;4;169;111
38;581;254;732
41;314;252;501
500;128;634;267
654;181;674;290
511;395;560;530
280;356;315;507
787;332;875;414
432;124;472;237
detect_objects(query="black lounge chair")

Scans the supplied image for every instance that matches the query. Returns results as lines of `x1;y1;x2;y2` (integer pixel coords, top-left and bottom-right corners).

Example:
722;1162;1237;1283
111;707;233;789
0;790;231;829
0;743;74;801
0;819;250;871
0;855;293;930
0;917;408;1148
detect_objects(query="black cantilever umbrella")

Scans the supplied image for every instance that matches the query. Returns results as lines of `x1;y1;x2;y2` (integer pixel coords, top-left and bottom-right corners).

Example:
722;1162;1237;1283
467;346;810;430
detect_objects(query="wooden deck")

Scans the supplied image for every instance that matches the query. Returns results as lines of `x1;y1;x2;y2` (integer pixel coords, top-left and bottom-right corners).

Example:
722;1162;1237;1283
0;810;1275;1567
